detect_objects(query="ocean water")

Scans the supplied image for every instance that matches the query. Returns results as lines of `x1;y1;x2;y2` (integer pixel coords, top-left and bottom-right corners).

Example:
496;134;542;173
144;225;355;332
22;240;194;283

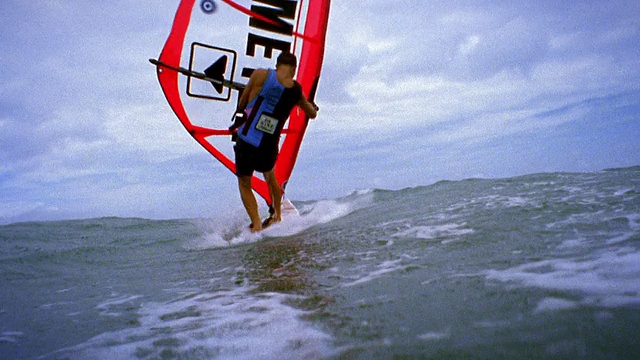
1;166;639;359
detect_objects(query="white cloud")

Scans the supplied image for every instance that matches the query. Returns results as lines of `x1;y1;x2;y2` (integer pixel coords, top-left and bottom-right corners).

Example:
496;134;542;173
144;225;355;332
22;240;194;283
319;0;639;142
103;104;202;161
1;0;639;221
459;35;481;55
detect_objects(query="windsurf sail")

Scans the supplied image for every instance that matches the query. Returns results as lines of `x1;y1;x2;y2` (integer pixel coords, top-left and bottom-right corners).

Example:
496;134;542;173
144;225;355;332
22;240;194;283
151;0;331;206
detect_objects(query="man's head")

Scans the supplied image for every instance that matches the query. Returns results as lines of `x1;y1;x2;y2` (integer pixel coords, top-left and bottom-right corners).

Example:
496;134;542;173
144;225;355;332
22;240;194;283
276;52;297;69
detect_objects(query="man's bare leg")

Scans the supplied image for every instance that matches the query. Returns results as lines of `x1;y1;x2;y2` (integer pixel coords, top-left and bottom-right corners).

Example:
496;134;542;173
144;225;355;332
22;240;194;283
238;175;262;231
263;170;282;222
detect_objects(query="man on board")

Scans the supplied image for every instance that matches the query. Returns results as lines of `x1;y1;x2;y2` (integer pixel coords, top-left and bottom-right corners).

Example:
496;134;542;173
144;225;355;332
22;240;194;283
230;52;318;232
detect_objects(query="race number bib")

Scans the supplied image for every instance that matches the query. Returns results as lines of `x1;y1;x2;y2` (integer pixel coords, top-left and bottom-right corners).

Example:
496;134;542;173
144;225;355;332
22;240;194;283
255;114;279;135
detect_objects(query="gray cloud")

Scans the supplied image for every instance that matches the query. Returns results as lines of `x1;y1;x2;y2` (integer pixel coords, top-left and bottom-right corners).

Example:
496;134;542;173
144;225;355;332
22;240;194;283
1;0;638;222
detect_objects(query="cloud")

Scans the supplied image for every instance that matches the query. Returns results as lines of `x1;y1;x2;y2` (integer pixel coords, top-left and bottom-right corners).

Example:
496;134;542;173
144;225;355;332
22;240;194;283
1;0;639;222
295;0;640;196
318;1;639;136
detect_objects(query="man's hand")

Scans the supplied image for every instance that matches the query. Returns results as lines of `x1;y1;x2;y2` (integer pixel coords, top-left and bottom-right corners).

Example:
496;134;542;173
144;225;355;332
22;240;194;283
229;112;246;131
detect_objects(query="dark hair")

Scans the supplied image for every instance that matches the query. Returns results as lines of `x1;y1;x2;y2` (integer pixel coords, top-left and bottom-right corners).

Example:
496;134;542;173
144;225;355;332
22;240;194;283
276;52;297;67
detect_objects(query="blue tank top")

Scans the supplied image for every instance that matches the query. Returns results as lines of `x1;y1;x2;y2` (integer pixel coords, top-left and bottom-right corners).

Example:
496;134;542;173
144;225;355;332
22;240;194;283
237;69;302;149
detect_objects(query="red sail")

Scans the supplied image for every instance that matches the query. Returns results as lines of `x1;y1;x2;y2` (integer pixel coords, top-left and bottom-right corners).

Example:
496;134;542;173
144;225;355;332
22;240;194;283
153;0;331;205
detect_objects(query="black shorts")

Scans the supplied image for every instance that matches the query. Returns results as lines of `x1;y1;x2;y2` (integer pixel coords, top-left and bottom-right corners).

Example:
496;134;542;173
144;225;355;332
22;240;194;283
234;139;278;176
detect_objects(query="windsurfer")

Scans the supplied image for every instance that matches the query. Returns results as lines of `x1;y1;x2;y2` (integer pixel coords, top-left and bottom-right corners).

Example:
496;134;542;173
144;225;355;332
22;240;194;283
231;52;318;231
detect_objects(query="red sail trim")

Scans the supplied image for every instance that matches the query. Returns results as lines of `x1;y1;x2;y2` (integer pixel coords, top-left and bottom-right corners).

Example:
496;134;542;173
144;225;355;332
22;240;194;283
292;0;304;51
220;0;316;42
274;0;331;190
154;0;331;206
156;0;270;201
190;126;230;136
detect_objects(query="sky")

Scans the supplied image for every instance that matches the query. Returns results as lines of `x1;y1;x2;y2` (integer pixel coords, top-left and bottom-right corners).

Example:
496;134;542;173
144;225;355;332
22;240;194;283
1;0;639;223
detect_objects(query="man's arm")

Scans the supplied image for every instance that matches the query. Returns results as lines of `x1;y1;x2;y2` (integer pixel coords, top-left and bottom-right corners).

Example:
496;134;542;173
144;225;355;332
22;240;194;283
298;93;318;119
236;69;267;113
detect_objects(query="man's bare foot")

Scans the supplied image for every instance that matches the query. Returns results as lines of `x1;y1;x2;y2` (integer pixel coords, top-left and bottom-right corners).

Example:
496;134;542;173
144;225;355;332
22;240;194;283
261;215;281;229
